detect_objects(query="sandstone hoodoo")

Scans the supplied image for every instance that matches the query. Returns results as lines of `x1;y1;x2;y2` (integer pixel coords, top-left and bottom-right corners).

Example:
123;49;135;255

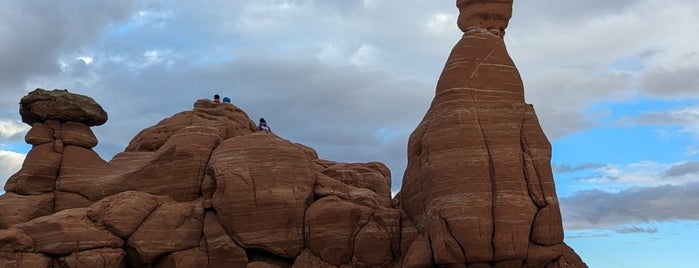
398;0;586;267
0;1;587;267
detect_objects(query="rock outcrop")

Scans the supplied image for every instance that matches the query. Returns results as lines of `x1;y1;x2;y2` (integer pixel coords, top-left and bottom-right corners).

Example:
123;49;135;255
0;1;586;267
398;0;585;267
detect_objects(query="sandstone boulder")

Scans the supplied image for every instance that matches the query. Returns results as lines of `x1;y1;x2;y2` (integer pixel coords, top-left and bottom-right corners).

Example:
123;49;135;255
19;88;107;126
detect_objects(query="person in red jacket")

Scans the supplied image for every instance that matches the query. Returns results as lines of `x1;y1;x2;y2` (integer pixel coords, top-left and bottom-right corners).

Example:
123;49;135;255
213;94;221;104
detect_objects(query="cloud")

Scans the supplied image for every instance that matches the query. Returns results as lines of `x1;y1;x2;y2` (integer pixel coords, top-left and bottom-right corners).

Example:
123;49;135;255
614;225;658;234
664;161;699;177
0;150;25;190
0;120;29;140
561;182;699;230
641;65;699;98
554;162;608;174
625;105;699;139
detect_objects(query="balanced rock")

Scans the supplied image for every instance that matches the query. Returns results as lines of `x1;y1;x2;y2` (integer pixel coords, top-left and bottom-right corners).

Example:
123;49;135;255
19;89;107;126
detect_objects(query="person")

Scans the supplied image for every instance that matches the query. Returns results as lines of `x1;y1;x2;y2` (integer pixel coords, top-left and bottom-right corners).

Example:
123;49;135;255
222;97;231;103
258;118;271;131
213;94;221;104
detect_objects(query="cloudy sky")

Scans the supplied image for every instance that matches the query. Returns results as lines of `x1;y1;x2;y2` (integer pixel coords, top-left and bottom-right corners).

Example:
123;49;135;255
1;0;698;266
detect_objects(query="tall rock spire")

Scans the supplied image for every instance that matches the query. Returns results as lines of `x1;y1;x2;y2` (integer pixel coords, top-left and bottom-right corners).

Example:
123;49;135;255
399;0;587;267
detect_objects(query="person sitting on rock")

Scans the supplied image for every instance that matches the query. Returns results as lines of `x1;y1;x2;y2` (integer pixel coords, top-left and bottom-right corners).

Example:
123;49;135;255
258;118;271;131
213;94;221;104
222;97;231;104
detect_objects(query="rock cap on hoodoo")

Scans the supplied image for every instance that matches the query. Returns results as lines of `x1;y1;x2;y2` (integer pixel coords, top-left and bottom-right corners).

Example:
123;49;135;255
19;89;108;126
456;0;513;35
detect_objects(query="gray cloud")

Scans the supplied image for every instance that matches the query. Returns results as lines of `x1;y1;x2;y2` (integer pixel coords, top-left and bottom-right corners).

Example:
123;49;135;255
561;182;699;230
664;161;699;177
614;225;658;234
641;65;699;98
0;0;139;118
553;163;608;174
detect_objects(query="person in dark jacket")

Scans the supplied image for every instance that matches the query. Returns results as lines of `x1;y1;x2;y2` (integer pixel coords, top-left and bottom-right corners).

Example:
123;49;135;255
258;118;271;131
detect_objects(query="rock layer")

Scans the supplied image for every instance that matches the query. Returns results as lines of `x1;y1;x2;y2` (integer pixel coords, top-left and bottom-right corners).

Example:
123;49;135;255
0;1;587;267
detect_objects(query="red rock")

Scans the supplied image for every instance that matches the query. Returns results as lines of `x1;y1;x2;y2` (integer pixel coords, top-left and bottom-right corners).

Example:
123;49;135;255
291;250;335;268
401;234;432;268
58;248;126;268
203;211;248;268
0;228;34;252
305;196;373;266
399;0;585;266
87;191;161;239
4;143;61;194
321;162;392;206
24;122;54;145
154;248;208;268
0;252;52;268
54;191;92;212
0;192;54;229
210;132;315;258
126;99;256;152
58;125;221;202
14;208;123;255
61;122;98;148
19;88;107;126
126;200;203;264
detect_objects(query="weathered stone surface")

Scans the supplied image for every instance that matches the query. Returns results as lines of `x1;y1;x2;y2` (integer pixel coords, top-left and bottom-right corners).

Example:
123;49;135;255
58;125;221;202
203;211;248;268
25;122;54;145
210;132;315;258
127;200;203;264
58;248;126;268
4;143;61;194
0;228;34;252
0;192;54;229
305;196;373;266
321;162;392;207
61;121;98;148
19;88;107;126
456;0;513;36
15;208;123;255
54;191;92;212
0;252;52;268
87;191;161;239
125;99;256;152
154;248;208;268
398;0;585;267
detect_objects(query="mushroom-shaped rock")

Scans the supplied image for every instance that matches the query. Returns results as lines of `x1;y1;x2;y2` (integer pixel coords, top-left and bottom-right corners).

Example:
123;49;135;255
19;89;107;126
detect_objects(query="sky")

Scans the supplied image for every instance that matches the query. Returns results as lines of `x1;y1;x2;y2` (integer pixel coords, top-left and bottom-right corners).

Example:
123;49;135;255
0;0;698;267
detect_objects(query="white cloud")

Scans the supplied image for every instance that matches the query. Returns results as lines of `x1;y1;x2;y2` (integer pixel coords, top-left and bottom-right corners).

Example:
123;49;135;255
0;120;29;140
0;150;25;191
628;106;699;139
424;12;456;35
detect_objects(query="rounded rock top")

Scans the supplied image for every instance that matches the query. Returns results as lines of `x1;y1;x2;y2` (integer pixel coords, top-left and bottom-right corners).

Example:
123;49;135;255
19;88;108;126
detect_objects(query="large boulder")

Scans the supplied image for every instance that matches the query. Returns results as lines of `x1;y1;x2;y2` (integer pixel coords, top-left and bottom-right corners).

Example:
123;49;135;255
19;89;107;126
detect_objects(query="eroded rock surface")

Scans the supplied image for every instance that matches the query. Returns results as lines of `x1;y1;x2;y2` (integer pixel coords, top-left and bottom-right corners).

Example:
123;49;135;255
398;0;586;267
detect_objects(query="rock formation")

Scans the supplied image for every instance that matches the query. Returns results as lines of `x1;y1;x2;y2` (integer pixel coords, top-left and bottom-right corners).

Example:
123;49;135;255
0;1;587;267
398;0;586;267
